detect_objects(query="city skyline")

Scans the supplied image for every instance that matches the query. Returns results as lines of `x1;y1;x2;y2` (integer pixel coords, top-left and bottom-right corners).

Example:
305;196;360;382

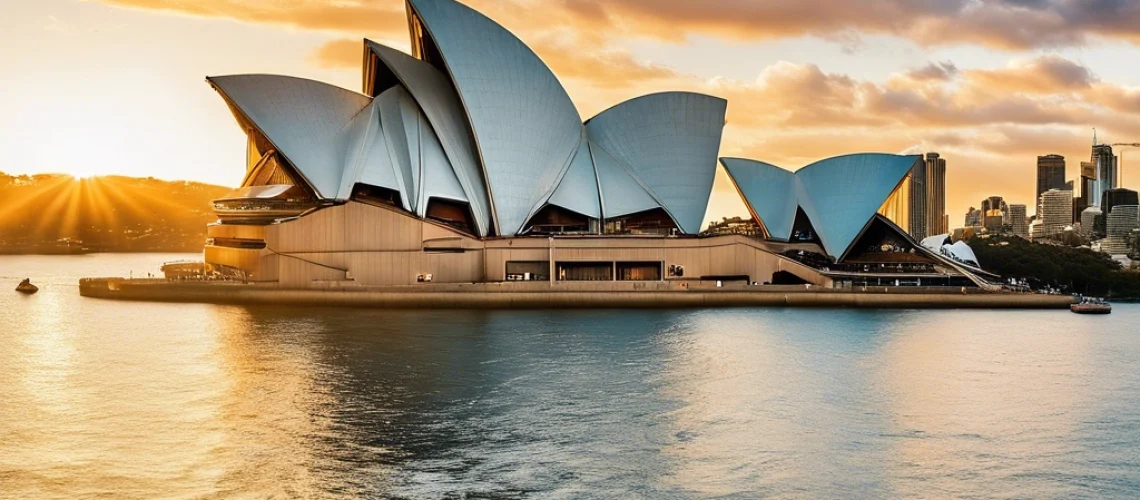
4;0;1140;227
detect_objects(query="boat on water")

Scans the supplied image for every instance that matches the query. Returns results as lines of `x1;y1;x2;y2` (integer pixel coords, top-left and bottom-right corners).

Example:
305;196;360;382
15;279;39;295
1071;297;1111;314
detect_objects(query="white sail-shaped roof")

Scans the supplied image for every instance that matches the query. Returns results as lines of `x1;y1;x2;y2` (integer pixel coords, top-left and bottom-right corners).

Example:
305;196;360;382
376;86;421;212
724;153;920;260
365;41;491;236
336;85;471;217
586;92;727;234
209;2;733;239
546;138;602;219
920;234;952;253
591;143;662;219
721;158;798;240
336;100;407;209
947;241;980;267
208;75;372;199
407;0;583;236
796;154;919;259
419;122;468;209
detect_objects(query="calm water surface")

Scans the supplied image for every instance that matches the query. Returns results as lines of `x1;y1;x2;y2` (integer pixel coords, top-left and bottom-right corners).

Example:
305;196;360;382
1;254;1139;499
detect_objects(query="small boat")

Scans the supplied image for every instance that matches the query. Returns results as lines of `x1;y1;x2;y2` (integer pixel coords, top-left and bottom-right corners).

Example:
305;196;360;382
1071;297;1111;315
15;278;39;295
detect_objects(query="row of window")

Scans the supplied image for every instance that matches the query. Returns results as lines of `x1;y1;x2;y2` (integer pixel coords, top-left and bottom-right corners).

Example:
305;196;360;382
506;261;664;282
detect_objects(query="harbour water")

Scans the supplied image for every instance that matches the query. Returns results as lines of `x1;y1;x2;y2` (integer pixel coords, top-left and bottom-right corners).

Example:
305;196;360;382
2;254;1139;499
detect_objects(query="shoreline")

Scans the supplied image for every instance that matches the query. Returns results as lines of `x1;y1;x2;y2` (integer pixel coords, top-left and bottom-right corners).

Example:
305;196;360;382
77;278;1074;310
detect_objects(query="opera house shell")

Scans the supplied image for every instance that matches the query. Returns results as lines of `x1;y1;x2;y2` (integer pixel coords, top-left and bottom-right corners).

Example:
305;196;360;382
203;0;993;290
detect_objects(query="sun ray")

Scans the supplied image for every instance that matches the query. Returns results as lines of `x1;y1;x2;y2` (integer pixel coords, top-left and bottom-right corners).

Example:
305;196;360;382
33;181;79;240
84;178;119;235
0;175;73;223
58;178;86;240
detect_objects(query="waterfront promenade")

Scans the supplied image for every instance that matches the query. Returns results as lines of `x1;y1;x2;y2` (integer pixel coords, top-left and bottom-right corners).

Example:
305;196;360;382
78;278;1073;309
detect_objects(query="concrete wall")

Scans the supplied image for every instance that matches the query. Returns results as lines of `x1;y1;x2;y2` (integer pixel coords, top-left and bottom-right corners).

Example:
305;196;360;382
206;201;830;288
203;245;262;276
79;279;1074;310
207;224;267;241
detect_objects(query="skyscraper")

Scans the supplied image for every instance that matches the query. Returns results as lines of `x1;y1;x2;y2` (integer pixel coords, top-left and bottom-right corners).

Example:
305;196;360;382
1036;155;1066;211
982;196;1006;217
907;159;927;239
1036;189;1074;239
980;196;1006;233
925;153;948;235
1092;144;1117;206
1009;204;1028;238
1077;161;1097;221
1104;205;1139;256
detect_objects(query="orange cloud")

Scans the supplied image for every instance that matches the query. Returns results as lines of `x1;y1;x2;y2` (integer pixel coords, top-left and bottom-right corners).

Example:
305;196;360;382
965;55;1096;95
98;0;408;35
91;0;1140;224
559;0;1140;49
310;36;679;89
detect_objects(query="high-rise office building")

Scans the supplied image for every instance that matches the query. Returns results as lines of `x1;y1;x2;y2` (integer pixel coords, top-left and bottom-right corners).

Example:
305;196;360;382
1102;188;1140;219
1103;205;1139;256
1081;207;1102;237
984;210;1004;232
965;207;981;227
907;159;927;240
925;153;948;235
1077;161;1097;221
981;197;1006;232
1036;189;1074;239
1092;144;1118;206
1009;204;1028;238
1036;155;1066;210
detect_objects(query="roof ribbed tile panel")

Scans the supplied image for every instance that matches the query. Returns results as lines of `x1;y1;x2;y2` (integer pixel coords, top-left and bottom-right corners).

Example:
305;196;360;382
419;121;469;208
365;41;491;236
335;101;407;209
591;143;661;219
208;75;372;199
547;139;602;219
720;158;797;240
585;92;727;234
407;0;583;236
376;86;420;212
794;154;920;259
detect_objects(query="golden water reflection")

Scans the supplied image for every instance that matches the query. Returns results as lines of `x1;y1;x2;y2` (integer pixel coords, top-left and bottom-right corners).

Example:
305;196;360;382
877;311;1098;498
2;258;1136;499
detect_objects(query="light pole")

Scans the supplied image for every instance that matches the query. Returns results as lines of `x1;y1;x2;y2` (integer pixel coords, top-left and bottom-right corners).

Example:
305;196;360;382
1111;143;1140;188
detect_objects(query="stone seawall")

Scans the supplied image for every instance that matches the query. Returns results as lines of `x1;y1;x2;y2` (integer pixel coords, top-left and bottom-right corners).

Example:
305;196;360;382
78;279;1074;310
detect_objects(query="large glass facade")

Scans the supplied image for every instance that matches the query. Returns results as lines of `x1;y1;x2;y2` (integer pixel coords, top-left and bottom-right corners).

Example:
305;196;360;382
878;176;911;233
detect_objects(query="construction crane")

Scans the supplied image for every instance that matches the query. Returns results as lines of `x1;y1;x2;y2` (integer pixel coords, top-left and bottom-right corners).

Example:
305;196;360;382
1112;143;1140;186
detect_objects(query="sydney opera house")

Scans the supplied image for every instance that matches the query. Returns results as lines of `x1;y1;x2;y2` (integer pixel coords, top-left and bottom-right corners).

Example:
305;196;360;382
202;0;995;290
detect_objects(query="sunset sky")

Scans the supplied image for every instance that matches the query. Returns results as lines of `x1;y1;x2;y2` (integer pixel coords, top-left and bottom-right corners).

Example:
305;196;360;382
4;0;1140;227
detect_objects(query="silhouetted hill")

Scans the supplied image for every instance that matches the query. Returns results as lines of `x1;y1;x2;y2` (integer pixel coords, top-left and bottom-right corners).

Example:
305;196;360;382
0;172;230;253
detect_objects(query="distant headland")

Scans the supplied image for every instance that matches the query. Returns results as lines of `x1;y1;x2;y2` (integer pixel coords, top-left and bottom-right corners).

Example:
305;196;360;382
0;172;228;254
